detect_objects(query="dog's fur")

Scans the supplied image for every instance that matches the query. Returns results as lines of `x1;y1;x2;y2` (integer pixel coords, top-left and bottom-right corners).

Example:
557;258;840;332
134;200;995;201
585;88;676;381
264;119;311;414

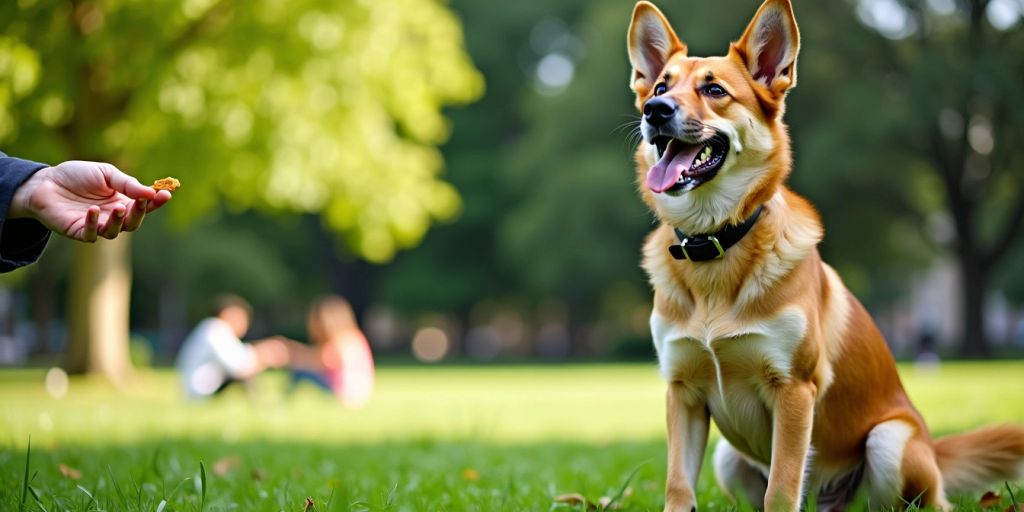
626;1;1024;510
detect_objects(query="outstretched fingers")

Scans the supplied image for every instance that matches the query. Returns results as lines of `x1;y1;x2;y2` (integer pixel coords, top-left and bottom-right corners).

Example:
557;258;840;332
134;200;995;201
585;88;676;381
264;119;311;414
98;205;127;239
147;190;172;212
82;206;100;243
123;199;148;232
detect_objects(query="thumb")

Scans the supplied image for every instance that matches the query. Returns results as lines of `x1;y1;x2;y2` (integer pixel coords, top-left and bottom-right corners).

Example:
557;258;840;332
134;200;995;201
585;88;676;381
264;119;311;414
98;162;156;200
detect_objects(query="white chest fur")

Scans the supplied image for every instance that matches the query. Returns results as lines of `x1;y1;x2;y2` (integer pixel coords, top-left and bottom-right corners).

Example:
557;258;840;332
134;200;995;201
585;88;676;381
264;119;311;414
651;307;808;462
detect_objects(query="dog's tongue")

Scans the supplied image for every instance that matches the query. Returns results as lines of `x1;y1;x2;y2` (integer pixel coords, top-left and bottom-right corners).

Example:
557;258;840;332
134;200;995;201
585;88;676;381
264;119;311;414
647;140;703;193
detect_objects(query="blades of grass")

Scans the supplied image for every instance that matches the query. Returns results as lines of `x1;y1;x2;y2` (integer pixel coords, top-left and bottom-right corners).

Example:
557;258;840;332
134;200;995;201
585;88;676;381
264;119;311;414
48;492;67;512
20;437;31;512
164;477;192;503
76;485;98;509
107;465;131;511
155;499;167;512
384;482;398;509
151;448;163;479
199;460;207;512
28;484;49;512
898;489;926;510
1007;481;1020;512
324;488;335;512
125;466;144;507
601;462;645;511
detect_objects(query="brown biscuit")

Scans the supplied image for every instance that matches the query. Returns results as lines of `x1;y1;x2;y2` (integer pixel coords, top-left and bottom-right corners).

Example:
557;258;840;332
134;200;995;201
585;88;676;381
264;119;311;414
152;177;180;191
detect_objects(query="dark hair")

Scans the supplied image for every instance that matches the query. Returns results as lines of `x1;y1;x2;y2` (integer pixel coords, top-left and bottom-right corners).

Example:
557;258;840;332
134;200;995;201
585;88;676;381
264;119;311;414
212;294;253;318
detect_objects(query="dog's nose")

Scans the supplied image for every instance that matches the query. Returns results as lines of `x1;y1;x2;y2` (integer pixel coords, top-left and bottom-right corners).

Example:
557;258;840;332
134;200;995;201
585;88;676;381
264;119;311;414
643;97;677;126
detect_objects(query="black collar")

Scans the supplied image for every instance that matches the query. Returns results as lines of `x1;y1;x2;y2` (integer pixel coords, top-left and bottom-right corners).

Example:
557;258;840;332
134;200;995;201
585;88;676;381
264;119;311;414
668;206;764;262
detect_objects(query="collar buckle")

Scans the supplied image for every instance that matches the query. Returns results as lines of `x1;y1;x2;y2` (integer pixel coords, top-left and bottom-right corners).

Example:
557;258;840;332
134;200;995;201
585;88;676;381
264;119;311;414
678;235;725;260
669;205;764;262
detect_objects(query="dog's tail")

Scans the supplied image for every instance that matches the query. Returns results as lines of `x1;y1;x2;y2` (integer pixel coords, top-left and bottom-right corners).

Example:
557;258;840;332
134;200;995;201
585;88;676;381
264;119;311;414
934;424;1024;493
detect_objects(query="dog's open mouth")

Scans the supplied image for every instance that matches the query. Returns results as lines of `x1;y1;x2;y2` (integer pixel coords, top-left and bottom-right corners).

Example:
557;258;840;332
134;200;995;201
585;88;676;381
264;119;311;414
648;134;729;195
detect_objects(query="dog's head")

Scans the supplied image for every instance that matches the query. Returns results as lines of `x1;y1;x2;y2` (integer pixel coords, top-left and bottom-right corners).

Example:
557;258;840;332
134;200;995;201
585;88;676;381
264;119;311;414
628;0;799;233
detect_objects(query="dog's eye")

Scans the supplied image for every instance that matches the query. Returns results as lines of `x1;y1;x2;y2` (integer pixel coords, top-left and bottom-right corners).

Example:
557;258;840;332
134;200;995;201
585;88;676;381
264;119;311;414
654;83;668;96
702;84;727;98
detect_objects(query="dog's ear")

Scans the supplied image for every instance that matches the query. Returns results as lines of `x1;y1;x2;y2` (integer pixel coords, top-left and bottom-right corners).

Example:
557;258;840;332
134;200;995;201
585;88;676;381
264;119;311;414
734;0;800;94
627;2;685;95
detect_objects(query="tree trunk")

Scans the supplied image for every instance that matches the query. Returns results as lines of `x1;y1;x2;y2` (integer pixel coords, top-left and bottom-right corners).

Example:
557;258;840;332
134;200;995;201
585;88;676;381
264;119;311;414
64;235;134;386
957;253;991;358
29;255;56;354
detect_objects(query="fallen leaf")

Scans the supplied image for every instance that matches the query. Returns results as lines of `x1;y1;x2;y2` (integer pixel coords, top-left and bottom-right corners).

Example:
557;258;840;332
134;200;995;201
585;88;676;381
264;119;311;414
461;468;480;481
303;496;315;512
58;463;81;480
553;493;596;510
212;457;240;476
980;491;1001;508
597;494;627;510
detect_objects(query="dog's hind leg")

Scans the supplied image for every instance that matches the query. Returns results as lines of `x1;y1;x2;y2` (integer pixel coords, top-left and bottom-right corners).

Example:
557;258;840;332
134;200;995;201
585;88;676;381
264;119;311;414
863;419;951;510
713;438;768;508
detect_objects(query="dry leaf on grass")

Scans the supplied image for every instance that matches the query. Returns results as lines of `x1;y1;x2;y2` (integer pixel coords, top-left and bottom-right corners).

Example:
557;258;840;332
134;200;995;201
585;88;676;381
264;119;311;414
553;493;596;510
58;463;81;480
553;487;631;510
212;457;240;476
980;491;1001;508
303;496;315;512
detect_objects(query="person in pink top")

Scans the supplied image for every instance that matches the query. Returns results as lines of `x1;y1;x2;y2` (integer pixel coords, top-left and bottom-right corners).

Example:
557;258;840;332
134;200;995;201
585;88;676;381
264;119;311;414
288;295;375;408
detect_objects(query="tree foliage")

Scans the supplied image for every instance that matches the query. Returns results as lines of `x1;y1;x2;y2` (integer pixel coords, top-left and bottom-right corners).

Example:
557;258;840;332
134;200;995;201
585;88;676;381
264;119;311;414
0;0;483;262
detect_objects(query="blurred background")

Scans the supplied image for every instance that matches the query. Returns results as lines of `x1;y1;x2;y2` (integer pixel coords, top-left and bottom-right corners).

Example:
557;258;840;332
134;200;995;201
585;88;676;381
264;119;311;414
2;0;1024;384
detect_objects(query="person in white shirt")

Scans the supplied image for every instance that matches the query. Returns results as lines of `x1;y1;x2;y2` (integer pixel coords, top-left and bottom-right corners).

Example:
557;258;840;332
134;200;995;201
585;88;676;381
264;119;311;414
176;295;288;400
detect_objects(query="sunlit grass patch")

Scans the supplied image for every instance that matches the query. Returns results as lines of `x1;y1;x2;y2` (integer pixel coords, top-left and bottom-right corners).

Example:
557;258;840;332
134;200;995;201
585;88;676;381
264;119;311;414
1;362;1022;510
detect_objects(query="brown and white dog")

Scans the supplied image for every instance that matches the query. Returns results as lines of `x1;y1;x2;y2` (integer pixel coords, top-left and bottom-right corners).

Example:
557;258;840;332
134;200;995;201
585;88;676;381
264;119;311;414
626;1;1024;510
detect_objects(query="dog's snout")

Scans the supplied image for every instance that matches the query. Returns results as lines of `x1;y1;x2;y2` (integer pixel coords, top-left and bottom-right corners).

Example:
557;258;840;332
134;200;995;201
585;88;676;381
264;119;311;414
643;97;677;126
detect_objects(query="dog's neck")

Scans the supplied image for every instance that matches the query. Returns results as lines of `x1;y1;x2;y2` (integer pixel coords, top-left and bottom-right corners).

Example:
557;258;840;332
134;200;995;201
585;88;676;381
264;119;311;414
645;188;823;309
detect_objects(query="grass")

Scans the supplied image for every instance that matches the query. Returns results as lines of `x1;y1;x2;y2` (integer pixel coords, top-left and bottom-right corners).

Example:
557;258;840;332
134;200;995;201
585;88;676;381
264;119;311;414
1;362;1022;511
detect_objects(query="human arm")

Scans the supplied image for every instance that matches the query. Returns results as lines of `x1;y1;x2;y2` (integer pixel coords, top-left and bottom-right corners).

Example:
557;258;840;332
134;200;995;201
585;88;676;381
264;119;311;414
8;159;172;243
0;152;51;272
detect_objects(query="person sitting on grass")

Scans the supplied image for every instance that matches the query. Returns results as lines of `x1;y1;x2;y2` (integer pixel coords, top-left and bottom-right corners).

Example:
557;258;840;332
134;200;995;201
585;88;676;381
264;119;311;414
176;295;288;400
286;295;375;408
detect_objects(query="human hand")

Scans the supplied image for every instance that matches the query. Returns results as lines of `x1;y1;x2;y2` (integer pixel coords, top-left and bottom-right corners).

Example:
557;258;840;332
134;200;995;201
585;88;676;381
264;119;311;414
253;337;290;368
10;160;172;242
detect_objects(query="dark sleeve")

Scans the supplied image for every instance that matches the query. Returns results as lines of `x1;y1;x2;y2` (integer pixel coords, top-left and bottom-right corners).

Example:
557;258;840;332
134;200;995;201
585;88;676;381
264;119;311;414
0;150;51;273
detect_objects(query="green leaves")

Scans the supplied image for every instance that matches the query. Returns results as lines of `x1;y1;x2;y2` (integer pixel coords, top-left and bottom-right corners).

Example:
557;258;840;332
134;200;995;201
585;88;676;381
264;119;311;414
0;0;483;263
0;36;40;140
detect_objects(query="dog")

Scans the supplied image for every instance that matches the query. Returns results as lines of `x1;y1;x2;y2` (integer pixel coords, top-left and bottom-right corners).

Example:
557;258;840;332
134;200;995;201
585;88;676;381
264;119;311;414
626;1;1024;510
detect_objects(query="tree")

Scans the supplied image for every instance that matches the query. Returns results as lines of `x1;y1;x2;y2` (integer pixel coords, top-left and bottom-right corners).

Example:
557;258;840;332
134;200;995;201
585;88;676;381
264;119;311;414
801;0;1024;355
0;0;482;383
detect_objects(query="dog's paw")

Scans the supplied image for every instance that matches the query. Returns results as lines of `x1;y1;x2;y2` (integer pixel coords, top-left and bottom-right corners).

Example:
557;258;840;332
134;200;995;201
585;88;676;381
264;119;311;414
663;502;696;512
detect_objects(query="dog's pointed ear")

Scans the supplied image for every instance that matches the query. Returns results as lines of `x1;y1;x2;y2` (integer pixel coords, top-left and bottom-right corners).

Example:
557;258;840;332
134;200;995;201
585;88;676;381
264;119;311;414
734;0;800;93
628;2;686;95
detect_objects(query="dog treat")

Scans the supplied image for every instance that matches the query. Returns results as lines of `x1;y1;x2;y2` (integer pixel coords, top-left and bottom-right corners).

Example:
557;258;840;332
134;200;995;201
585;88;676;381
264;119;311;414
152;177;180;191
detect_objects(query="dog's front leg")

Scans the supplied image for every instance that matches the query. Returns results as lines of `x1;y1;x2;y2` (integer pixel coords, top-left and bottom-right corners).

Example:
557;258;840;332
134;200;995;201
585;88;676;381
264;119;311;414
664;382;709;512
764;381;816;512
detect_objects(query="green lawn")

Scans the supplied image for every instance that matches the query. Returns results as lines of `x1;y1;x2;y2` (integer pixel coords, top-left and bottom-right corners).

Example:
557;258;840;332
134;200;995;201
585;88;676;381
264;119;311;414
1;362;1022;511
